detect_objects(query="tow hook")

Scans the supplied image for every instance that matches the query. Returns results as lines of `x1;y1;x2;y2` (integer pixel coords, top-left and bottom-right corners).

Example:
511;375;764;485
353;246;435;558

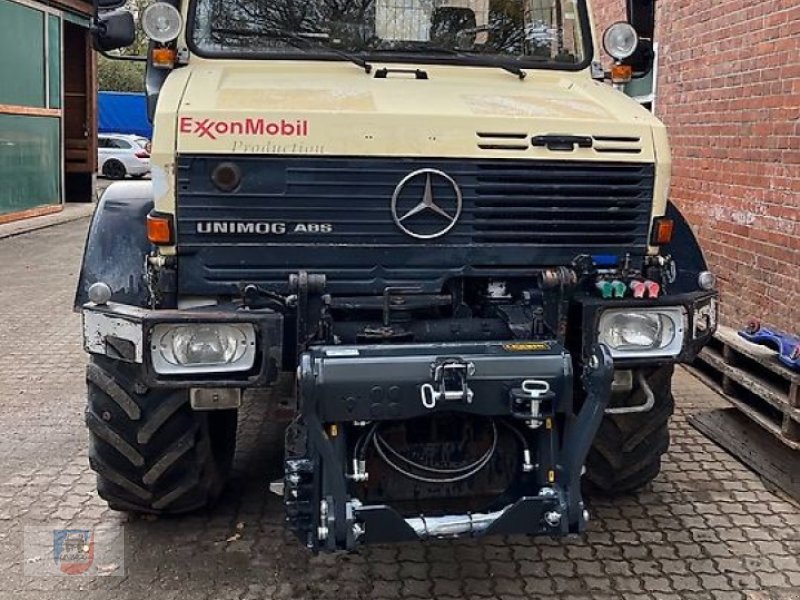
420;359;475;409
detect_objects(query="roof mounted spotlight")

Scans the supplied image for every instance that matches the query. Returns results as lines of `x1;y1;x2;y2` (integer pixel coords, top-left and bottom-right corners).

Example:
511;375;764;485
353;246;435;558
603;22;639;61
141;2;182;43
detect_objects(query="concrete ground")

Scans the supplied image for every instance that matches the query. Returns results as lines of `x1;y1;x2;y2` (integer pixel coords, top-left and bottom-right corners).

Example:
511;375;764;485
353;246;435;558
0;218;797;600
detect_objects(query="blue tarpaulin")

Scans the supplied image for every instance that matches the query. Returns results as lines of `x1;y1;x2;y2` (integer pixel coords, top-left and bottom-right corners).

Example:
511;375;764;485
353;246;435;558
98;91;153;139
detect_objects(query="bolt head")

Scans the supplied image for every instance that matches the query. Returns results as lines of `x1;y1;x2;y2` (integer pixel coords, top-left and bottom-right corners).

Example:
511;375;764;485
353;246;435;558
698;270;717;291
544;511;562;527
88;282;112;305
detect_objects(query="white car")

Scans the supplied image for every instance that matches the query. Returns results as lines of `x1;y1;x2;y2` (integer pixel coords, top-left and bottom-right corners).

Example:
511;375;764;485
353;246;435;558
98;134;151;179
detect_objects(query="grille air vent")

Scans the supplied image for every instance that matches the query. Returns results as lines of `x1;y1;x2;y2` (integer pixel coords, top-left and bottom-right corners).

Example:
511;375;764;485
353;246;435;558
478;132;644;155
592;135;643;155
476;131;529;151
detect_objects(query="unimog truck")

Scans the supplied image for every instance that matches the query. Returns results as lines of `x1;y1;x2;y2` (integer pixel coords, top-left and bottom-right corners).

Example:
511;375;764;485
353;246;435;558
78;0;719;551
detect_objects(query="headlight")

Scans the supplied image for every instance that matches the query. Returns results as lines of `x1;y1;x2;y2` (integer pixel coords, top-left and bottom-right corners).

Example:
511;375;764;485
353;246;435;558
141;3;183;43
603;22;639;61
598;308;685;358
151;323;256;374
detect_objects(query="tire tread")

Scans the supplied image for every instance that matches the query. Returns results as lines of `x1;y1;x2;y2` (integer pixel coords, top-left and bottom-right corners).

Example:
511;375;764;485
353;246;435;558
85;356;235;514
585;365;674;495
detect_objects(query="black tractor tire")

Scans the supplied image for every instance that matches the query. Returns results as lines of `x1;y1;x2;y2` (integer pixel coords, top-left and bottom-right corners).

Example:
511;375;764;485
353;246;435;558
585;365;675;495
85;356;237;514
102;160;127;180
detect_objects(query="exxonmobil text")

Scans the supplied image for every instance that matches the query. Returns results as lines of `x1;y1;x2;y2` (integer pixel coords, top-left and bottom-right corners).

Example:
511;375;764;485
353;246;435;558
180;117;310;140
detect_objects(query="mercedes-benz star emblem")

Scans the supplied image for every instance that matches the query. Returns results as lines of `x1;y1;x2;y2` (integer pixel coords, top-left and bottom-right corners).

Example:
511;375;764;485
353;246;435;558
391;169;463;240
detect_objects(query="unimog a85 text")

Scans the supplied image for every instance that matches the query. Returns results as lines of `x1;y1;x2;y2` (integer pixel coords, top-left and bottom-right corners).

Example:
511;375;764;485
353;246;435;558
79;0;718;551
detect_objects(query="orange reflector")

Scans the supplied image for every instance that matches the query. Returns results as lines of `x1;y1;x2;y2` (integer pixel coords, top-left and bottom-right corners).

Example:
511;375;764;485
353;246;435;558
548;470;555;483
147;214;173;245
651;218;675;245
152;47;176;69
611;64;633;84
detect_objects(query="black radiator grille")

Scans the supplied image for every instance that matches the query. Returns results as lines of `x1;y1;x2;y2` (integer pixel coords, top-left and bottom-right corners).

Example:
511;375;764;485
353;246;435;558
176;156;655;294
472;165;650;244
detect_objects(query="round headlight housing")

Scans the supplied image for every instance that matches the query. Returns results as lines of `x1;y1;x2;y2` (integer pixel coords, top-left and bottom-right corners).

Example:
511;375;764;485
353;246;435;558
603;22;639;61
141;3;183;43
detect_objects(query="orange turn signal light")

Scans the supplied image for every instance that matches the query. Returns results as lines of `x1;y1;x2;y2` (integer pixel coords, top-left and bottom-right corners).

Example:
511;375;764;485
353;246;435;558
651;217;675;245
611;64;633;84
151;47;177;69
147;213;173;245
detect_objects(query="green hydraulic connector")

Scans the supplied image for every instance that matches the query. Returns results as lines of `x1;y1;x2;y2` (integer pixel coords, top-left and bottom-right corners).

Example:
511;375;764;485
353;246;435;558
611;280;627;298
595;281;614;299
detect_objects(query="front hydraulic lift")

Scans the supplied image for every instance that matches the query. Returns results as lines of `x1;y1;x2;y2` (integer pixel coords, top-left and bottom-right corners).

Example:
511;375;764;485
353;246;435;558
284;342;613;551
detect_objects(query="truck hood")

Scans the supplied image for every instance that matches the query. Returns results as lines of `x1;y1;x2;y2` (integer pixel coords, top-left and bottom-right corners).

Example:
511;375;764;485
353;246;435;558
174;61;660;162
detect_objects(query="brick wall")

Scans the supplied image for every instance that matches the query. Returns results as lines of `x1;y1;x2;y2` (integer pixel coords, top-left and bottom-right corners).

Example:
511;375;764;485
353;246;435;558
591;0;800;334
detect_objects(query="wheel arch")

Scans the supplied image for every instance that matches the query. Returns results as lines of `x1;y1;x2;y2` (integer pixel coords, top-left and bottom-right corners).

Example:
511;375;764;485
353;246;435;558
74;180;154;310
663;201;709;293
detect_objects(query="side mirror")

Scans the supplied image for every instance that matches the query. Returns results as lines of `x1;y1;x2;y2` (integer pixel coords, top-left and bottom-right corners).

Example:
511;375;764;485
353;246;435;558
95;0;127;10
92;10;136;52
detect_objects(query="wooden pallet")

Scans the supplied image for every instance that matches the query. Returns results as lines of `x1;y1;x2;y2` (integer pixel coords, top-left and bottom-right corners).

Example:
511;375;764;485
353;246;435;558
685;325;800;451
689;408;800;502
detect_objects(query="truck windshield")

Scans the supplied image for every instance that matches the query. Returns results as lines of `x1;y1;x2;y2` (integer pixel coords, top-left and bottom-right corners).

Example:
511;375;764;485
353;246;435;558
189;0;590;69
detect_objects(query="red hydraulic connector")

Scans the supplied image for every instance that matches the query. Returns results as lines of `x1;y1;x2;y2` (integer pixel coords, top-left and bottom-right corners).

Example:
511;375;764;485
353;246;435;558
644;280;661;298
630;280;647;299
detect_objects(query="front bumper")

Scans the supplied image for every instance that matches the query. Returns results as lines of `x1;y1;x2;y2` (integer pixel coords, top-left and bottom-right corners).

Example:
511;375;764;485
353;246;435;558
81;290;716;550
81;290;716;386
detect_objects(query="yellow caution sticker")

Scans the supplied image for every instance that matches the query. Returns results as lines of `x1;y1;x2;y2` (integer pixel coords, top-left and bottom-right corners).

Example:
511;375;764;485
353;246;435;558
502;342;550;352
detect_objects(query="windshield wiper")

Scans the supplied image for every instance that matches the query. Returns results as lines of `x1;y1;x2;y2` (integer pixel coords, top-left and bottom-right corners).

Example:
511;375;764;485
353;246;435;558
211;27;373;74
376;46;526;80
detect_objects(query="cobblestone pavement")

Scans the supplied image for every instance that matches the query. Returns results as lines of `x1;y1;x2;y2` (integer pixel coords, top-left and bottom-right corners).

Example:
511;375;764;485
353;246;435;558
0;219;798;600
